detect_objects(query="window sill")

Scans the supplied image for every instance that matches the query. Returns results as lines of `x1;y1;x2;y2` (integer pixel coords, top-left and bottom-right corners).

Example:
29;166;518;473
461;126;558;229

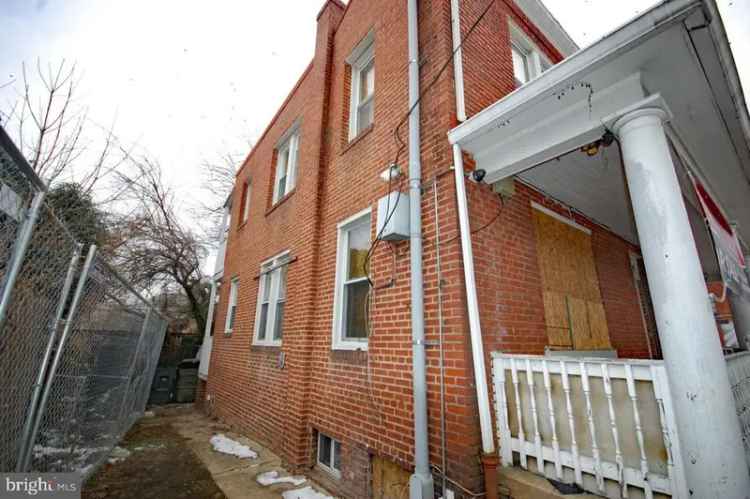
331;340;368;352
265;189;296;217
341;123;374;155
316;464;342;481
252;341;282;349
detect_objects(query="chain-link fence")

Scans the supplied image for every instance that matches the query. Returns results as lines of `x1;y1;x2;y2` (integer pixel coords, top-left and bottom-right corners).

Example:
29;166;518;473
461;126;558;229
0;126;167;477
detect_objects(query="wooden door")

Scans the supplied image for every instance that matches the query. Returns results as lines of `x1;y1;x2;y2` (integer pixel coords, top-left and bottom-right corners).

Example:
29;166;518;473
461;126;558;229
533;206;612;351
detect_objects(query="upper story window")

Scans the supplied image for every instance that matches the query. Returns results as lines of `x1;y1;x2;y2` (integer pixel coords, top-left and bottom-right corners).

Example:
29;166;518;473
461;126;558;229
225;277;239;335
332;208;371;350
239;181;251;225
253;251;290;346
509;21;551;87
273;128;299;204
347;32;375;140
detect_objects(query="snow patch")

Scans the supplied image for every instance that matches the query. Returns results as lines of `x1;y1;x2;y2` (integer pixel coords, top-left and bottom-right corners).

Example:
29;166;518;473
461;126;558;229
107;446;131;464
256;470;306;486
209;434;258;459
77;464;94;477
282;486;334;499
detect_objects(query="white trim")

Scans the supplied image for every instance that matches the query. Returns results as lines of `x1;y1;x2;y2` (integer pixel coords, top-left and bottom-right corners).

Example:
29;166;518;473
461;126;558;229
240;180;251;223
252;250;290;347
337;207;372;229
316;432;342;479
509;20;550;85
332;208;372;351
224;277;239;335
273;129;299;204
531;201;591;234
348;33;375;140
274;119;301;149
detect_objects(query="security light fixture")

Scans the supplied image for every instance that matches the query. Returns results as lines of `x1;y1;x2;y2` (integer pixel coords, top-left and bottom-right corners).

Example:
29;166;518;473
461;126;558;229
471;169;487;183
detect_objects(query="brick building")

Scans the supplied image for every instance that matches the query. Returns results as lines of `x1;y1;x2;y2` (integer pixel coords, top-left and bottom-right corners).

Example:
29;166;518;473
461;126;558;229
197;0;750;497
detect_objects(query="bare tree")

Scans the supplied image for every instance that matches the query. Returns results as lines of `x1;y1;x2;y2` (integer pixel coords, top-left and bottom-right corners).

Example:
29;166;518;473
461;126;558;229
0;59;126;192
194;151;241;243
111;155;209;333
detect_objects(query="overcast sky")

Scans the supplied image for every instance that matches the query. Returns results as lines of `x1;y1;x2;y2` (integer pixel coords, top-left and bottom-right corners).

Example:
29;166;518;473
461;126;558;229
1;0;747;235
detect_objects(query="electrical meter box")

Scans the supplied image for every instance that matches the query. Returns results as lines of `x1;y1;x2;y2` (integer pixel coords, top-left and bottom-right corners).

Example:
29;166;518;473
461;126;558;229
376;191;410;241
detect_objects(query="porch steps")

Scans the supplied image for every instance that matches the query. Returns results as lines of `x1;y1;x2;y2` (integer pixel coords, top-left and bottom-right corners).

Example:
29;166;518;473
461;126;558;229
498;467;602;499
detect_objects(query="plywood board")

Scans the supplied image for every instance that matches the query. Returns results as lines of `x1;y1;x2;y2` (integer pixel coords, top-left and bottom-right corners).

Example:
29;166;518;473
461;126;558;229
533;208;611;350
372;455;410;499
543;291;573;348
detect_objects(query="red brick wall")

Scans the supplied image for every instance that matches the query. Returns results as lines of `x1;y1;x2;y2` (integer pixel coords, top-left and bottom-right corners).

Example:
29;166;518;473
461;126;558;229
470;179;651;359
204;1;652;498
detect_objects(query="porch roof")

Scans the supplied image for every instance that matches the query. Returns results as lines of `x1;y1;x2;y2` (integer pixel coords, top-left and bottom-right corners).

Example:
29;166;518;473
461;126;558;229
448;0;750;245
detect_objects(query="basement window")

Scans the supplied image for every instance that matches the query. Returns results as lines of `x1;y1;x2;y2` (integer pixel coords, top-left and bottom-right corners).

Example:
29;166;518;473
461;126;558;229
317;432;342;478
253;251;290;346
332;208;371;350
509;21;551;87
225;277;239;335
272;127;299;204
347;31;375;140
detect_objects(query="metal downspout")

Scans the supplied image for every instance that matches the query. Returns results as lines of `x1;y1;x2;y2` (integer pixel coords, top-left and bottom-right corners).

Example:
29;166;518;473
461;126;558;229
407;0;433;498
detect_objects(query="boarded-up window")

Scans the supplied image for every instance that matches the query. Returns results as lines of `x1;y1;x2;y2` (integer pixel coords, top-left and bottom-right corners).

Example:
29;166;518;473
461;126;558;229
533;205;612;351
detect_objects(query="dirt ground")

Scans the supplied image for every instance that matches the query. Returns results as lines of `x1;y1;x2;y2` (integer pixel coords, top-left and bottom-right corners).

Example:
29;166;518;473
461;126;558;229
82;405;333;499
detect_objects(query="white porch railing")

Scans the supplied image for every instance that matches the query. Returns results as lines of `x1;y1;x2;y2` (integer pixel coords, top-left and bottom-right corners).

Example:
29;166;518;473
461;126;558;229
491;353;688;498
727;351;750;465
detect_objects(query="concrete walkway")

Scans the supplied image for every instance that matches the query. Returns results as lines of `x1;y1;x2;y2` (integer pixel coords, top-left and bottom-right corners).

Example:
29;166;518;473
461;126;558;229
84;404;333;499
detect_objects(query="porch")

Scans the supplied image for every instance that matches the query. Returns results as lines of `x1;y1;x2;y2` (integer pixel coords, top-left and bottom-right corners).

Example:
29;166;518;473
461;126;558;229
448;0;750;497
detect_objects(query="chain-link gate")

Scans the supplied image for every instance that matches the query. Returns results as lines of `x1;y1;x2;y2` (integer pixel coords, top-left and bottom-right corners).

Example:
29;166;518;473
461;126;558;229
0;126;167;477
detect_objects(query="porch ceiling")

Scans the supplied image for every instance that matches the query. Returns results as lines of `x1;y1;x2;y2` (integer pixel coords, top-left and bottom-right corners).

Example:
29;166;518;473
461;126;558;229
449;0;750;245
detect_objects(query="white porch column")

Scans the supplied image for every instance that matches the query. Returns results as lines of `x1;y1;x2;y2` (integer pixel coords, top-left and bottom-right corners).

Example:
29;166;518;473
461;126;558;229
614;108;750;497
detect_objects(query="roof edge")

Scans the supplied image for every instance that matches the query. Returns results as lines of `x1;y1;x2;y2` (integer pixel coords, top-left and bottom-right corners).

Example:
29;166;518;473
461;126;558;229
514;0;579;56
701;0;750;161
449;0;701;146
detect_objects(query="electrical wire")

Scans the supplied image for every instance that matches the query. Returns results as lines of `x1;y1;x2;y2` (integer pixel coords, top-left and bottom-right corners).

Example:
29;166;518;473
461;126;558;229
363;0;499;292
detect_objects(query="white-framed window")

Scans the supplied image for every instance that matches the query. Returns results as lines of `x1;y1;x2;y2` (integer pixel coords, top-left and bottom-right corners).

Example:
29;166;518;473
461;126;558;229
509;21;551;87
332;208;371;350
317;432;342;478
253;251;290;346
347;32;375;140
272;128;299;205
225;277;239;335
240;181;251;224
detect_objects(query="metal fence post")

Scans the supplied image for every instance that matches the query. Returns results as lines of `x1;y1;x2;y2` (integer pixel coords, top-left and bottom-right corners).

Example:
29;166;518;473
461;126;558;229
0;190;46;334
20;244;97;472
15;244;82;471
116;307;151;429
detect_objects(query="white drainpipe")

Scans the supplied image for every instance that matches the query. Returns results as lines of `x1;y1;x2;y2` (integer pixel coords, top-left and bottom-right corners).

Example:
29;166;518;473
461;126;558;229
450;2;498;495
450;0;467;122
452;145;495;457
